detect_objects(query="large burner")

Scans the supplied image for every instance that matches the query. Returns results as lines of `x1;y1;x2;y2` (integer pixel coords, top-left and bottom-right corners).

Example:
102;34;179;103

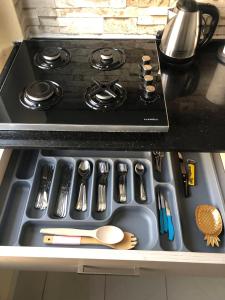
34;47;70;70
89;48;126;71
85;79;126;111
20;80;63;110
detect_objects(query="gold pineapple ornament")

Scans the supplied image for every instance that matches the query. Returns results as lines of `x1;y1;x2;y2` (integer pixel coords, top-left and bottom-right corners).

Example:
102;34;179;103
195;205;223;247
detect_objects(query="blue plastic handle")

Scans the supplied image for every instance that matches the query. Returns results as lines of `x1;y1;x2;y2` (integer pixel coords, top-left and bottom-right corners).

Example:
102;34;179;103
159;210;164;235
167;216;175;241
162;208;168;233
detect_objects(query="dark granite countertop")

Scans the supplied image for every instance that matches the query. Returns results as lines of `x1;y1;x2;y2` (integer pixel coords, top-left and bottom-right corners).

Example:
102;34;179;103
0;40;225;151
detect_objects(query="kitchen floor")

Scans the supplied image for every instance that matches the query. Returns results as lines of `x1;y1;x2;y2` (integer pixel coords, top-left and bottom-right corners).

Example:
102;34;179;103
7;270;225;300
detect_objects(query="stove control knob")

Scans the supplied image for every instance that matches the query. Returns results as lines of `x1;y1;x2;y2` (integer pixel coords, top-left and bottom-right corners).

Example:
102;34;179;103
142;64;152;76
144;85;156;100
142;55;151;65
144;75;153;86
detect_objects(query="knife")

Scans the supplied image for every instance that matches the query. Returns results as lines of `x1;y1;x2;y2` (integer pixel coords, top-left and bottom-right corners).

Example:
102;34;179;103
160;192;168;233
157;191;164;235
165;199;175;241
178;152;189;197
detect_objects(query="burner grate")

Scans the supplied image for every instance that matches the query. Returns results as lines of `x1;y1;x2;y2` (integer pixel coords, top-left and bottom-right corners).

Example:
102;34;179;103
85;79;126;111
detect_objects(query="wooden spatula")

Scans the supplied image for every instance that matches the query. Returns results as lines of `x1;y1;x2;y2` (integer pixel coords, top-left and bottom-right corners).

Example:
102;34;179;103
43;232;138;250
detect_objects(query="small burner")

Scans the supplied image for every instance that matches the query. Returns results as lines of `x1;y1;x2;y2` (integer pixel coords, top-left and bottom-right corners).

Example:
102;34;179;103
20;80;63;110
34;47;70;70
89;48;126;71
85;79;126;111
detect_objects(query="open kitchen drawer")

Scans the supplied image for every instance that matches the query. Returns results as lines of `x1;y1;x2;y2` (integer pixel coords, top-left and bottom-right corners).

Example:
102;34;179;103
0;149;225;276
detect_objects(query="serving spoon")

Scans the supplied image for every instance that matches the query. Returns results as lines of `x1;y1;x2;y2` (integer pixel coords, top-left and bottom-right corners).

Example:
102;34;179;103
40;225;124;245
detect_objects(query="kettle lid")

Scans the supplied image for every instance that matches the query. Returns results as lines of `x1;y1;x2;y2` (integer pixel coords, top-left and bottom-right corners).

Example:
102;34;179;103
177;0;198;12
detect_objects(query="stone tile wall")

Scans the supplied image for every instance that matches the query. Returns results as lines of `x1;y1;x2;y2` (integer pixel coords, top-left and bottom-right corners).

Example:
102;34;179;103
14;0;225;37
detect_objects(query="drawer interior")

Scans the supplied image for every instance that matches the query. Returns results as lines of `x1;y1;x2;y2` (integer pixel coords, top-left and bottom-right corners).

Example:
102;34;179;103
0;150;224;253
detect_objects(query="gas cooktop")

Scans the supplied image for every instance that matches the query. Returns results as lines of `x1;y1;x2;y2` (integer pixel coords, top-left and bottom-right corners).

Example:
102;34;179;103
0;39;169;132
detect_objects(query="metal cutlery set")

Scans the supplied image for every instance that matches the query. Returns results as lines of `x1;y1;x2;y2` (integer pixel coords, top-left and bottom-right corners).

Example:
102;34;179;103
35;160;149;216
27;151;181;250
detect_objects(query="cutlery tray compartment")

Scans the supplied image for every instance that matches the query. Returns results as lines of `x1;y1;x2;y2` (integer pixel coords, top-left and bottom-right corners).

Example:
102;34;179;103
171;152;225;253
0;150;224;253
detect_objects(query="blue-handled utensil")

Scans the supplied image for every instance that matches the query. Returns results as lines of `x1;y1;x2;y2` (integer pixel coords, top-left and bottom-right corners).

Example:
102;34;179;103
165;199;175;241
160;193;168;233
157;191;164;235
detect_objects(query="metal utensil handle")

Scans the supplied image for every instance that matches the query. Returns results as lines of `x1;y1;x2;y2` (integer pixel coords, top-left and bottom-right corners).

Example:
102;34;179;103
139;176;147;202
76;182;87;211
119;174;127;202
97;184;106;212
56;190;68;218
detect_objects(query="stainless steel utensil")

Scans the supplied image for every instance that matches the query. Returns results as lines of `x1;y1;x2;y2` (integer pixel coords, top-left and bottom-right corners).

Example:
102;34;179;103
35;165;54;210
97;161;109;212
153;151;164;173
117;162;128;203
55;165;72;218
134;162;147;202
75;160;91;212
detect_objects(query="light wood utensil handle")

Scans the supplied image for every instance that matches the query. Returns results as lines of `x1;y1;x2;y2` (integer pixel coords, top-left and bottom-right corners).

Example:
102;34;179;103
40;228;96;238
43;235;104;246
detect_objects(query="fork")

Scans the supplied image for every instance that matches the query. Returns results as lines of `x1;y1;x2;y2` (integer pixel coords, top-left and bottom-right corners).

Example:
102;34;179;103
117;162;128;203
35;165;53;210
55;165;73;218
97;161;109;212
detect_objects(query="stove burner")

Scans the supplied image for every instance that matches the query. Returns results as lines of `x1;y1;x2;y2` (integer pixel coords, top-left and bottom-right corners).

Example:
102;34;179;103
34;47;70;70
42;47;61;61
89;48;126;71
20;80;63;110
85;79;126;111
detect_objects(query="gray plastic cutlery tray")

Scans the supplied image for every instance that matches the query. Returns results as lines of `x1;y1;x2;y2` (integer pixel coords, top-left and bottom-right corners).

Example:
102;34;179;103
0;150;224;253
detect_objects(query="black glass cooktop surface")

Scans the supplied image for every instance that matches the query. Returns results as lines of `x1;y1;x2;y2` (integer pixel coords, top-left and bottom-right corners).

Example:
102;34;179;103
0;39;169;132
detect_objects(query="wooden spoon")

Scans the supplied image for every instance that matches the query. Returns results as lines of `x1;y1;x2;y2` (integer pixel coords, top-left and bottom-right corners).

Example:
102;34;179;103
40;225;124;245
43;232;138;250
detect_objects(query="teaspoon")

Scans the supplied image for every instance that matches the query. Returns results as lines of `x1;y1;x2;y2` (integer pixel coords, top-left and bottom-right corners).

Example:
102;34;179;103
135;162;147;202
75;160;91;211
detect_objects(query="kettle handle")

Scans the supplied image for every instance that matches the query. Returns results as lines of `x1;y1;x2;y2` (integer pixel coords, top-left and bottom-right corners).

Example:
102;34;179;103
197;3;219;48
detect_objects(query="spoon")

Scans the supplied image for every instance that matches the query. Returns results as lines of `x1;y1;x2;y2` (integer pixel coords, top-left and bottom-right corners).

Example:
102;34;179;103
40;225;124;245
135;162;147;202
75;160;91;211
43;232;138;250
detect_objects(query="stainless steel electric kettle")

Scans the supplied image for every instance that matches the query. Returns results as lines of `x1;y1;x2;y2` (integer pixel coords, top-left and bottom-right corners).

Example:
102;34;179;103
159;0;219;62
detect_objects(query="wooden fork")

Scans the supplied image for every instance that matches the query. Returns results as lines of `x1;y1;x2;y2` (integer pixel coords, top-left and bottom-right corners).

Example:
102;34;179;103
43;232;138;250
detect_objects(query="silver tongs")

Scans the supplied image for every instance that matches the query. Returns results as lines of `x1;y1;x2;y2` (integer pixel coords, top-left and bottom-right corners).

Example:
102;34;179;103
35;165;54;210
178;152;189;197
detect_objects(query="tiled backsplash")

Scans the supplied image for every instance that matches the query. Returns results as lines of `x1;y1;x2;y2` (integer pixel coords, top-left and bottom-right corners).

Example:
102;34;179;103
14;0;225;38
